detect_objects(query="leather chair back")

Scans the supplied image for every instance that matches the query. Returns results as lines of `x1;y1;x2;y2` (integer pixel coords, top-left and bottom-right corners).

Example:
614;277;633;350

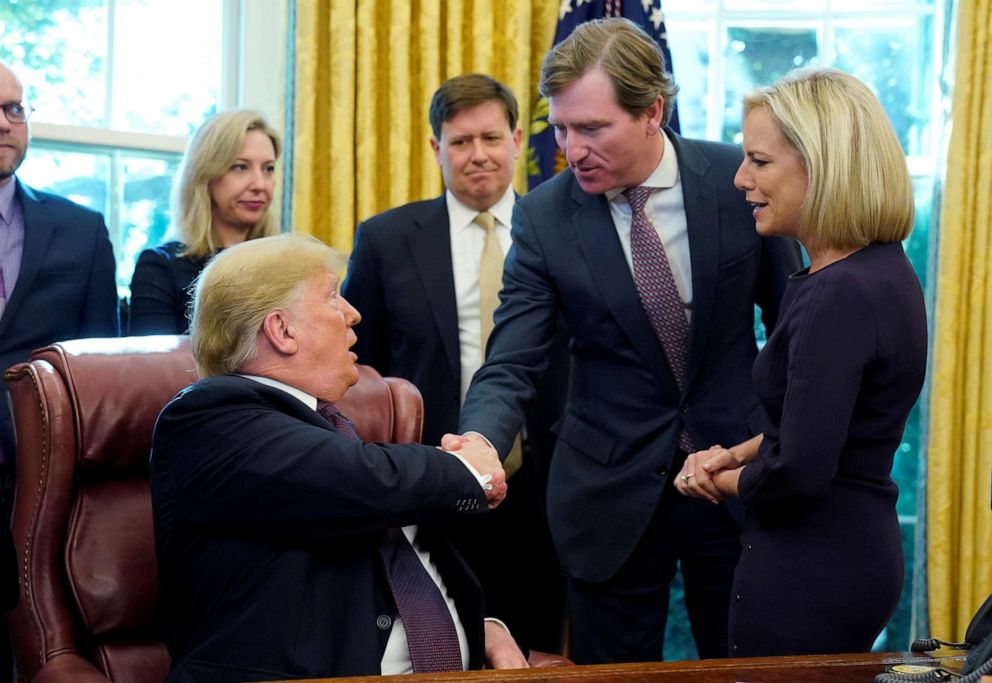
4;336;423;683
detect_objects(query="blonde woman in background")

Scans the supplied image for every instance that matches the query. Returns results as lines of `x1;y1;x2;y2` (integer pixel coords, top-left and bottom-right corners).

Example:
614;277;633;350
129;109;280;334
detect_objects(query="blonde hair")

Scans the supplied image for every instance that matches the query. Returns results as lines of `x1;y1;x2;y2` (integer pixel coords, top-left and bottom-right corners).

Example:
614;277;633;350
190;233;345;377
743;67;913;250
172;109;282;258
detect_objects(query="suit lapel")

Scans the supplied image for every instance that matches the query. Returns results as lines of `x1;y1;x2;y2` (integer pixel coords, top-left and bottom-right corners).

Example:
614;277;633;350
673;134;721;392
408;197;461;383
1;182;55;332
570;179;678;391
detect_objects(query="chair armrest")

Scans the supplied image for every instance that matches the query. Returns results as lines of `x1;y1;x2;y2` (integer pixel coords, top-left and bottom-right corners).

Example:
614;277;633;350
527;650;574;668
31;653;112;683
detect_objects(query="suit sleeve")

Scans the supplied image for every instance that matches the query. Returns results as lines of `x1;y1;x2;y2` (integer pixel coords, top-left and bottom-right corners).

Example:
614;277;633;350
458;201;559;457
153;391;489;544
79;213;120;337
738;273;874;511
129;248;187;335
342;222;391;373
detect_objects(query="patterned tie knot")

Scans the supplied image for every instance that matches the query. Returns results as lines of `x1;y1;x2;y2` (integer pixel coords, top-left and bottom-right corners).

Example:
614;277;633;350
316;400;360;440
474;211;495;233
624;186;653;215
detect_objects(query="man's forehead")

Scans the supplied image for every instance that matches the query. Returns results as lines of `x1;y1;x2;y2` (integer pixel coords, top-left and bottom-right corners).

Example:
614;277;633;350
0;65;23;99
441;101;512;135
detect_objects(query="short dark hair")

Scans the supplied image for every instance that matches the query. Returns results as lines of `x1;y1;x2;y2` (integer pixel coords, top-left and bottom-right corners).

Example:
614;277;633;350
428;73;519;138
539;18;679;126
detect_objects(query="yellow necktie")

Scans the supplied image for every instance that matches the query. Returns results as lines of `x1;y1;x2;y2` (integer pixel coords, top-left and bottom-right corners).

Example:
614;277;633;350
476;211;501;356
474;212;522;477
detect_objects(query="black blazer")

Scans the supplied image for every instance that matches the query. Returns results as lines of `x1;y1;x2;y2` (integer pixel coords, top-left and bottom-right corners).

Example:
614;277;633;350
151;375;488;681
459;132;804;583
129;241;209;335
0;180;118;610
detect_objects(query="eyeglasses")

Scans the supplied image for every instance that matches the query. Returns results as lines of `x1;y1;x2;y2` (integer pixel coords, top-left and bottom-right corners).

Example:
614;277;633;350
1;102;34;124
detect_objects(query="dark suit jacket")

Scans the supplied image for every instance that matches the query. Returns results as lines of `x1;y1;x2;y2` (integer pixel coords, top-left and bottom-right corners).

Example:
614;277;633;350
459;132;803;583
0;181;119;462
0;180;118;611
129;240;209;335
151;375;487;682
342;196;567;456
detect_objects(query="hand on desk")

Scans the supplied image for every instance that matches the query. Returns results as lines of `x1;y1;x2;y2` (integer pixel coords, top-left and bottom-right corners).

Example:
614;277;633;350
441;432;507;509
483;619;529;670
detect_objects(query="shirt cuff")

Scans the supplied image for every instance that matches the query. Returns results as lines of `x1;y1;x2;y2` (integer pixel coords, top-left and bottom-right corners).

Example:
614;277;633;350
445;451;493;491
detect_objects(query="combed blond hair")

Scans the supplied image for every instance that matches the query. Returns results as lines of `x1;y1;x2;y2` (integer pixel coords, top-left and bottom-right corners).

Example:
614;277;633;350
743;67;913;250
172;109;282;258
190;233;345;377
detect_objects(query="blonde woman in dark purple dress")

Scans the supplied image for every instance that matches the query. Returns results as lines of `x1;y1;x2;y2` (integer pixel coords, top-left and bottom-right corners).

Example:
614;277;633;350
675;67;927;657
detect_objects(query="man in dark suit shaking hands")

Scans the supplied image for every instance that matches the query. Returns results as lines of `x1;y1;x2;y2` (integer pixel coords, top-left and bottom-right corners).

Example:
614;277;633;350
151;234;525;681
447;19;803;663
0;60;118;680
342;74;568;653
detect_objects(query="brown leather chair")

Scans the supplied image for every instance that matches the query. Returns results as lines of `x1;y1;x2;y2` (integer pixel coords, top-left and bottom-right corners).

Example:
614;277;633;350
3;336;425;683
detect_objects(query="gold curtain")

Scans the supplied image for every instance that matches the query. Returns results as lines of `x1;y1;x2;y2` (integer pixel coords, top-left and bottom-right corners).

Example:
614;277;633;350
927;0;992;640
291;0;558;254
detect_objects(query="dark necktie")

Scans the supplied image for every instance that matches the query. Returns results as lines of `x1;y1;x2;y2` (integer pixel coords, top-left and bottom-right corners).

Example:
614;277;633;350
315;400;360;439
624;186;695;452
314;400;463;672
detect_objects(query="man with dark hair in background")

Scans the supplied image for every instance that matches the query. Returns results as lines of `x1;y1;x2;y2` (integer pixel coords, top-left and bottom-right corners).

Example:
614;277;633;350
343;73;568;654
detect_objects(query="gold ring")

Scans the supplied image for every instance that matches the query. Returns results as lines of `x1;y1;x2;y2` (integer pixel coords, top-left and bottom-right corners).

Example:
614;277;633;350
683;473;695;484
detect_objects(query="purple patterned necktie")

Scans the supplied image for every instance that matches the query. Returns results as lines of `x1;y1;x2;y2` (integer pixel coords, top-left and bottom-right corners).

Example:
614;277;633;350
379;528;463;672
315;400;360;440
624;186;695;452
314;400;462;672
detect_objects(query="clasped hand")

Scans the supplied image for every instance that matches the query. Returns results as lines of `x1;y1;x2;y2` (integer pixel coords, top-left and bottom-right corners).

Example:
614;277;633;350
440;432;508;509
674;444;742;504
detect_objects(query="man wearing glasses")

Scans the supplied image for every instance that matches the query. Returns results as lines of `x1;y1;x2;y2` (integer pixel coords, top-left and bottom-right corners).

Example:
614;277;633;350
0;60;118;680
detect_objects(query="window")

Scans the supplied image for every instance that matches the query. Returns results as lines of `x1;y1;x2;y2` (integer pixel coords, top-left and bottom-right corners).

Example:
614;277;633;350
661;0;944;657
0;0;285;297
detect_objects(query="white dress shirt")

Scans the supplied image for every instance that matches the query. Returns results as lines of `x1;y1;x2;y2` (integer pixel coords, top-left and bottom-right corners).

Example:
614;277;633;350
605;131;693;324
447;186;516;401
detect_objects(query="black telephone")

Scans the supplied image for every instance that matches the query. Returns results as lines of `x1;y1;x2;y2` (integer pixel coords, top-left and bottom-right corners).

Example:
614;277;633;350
875;593;992;682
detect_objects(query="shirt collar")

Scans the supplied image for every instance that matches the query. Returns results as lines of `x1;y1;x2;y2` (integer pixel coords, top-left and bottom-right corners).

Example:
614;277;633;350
605;130;680;202
0;178;17;225
238;374;318;411
446;184;516;234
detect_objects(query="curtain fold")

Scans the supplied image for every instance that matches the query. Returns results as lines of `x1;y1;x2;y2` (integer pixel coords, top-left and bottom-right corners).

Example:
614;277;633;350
927;0;992;641
291;0;558;254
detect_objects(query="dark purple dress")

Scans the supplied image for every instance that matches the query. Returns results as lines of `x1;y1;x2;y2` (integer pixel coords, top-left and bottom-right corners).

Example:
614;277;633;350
730;241;927;656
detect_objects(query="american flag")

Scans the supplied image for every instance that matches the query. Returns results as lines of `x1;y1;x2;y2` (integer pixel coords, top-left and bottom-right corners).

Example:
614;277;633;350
526;0;679;190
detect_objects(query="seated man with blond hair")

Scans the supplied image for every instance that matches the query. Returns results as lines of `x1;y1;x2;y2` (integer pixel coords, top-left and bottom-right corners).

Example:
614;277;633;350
150;233;524;682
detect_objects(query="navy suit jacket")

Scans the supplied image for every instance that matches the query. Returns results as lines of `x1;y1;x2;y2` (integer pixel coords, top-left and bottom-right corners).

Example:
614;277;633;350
459;133;803;583
0;181;119;462
342;195;567;453
151;375;487;682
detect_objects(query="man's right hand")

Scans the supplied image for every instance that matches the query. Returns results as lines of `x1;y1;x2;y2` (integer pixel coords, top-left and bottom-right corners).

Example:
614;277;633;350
441;432;507;509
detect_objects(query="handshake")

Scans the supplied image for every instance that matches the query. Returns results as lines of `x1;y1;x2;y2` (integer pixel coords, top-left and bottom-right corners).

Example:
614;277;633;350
440;432;508;509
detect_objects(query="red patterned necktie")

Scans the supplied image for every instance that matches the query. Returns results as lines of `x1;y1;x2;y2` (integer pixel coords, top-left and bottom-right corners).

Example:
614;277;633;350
624;186;695;452
314;400;463;672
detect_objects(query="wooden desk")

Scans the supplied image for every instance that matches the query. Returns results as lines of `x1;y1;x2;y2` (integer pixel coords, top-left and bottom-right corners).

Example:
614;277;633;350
283;652;966;683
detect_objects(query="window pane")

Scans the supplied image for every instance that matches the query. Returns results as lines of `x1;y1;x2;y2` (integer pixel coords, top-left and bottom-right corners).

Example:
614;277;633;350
0;2;109;127
118;153;181;290
667;24;711;141
833;17;934;156
112;0;223;135
0;0;222;136
723;26;820;143
17;145;111;216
